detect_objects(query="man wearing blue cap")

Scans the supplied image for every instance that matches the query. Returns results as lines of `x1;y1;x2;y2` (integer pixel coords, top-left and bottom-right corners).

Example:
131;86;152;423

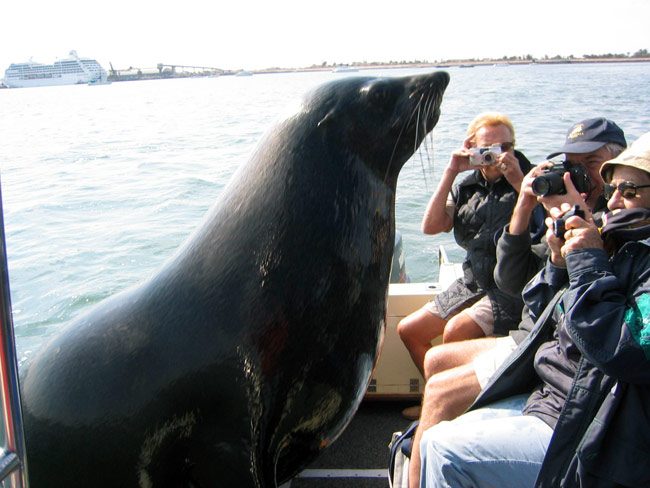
494;117;626;297
545;117;627;210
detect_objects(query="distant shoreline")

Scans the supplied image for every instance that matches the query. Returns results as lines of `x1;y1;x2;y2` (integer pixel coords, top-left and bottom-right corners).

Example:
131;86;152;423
3;57;647;88
253;57;650;75
113;57;650;81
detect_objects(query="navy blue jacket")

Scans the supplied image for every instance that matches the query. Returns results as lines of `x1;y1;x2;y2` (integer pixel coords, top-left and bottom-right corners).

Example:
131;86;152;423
472;237;650;487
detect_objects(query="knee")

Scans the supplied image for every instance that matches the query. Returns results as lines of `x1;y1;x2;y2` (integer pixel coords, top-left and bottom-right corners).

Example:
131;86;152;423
396;315;413;343
397;310;430;343
442;314;485;343
423;346;444;379
423;342;466;379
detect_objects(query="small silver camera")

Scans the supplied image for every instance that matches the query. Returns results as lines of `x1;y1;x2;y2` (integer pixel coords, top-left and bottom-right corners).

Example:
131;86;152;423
469;144;502;166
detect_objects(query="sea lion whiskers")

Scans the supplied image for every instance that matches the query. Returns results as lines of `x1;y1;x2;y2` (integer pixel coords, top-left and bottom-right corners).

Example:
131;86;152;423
384;81;442;184
408;82;444;148
383;120;412;183
418;89;444;185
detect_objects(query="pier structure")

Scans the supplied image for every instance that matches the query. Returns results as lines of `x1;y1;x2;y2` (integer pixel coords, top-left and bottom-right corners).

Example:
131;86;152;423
108;62;228;81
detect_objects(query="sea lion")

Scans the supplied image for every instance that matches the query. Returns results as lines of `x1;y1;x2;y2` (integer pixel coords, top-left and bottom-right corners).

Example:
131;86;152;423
20;70;449;487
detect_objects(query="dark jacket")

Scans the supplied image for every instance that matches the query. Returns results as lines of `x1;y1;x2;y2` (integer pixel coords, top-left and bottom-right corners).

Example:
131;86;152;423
472;236;650;487
494;194;608;299
434;151;534;335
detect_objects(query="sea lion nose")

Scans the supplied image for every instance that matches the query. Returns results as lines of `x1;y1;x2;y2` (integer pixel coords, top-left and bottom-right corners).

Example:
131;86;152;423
427;70;450;90
407;70;450;98
437;70;451;87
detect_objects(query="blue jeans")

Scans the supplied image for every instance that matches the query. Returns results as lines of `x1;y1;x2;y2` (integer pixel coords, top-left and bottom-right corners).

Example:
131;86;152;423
419;395;553;488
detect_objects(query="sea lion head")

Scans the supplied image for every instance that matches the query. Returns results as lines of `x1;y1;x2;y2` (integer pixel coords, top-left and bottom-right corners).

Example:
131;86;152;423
301;70;449;184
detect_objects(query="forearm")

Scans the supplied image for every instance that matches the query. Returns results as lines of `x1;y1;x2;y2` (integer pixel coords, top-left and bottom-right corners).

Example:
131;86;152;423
421;167;458;235
509;195;538;235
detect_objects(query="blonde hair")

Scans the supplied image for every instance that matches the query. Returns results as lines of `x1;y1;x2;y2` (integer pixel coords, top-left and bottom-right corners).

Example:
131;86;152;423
466;112;516;146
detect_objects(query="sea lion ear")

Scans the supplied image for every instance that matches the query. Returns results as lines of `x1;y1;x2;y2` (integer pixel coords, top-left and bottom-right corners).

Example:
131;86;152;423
317;108;337;128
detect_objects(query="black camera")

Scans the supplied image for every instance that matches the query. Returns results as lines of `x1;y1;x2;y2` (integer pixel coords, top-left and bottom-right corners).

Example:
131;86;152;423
531;163;592;197
553;205;586;238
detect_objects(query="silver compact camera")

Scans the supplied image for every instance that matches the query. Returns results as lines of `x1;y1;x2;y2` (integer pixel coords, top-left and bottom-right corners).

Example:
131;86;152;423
469;144;502;166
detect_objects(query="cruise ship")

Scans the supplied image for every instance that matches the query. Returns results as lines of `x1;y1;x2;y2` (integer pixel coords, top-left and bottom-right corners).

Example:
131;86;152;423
2;50;108;88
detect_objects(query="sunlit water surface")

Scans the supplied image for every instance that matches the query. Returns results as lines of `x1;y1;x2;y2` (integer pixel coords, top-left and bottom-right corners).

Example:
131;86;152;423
1;62;649;362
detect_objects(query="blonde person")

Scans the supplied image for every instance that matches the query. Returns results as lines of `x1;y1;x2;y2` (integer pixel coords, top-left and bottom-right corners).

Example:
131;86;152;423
397;113;537;419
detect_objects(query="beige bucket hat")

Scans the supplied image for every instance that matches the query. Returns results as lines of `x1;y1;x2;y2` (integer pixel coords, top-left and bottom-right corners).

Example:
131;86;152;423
600;132;650;183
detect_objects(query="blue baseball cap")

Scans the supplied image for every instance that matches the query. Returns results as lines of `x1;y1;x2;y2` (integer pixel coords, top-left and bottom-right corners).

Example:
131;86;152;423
547;118;627;159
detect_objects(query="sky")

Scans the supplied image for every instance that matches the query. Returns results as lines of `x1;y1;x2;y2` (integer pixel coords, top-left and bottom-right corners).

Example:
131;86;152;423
2;0;649;73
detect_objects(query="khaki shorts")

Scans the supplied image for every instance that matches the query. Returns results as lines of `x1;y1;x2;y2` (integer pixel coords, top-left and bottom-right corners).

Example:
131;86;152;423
424;294;495;336
472;335;518;389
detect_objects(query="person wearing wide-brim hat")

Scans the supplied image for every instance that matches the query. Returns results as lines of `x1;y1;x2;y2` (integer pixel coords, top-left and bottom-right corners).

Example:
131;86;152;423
600;131;650;186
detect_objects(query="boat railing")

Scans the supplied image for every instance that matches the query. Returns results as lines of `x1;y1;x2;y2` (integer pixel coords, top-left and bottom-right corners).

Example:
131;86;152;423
0;178;28;487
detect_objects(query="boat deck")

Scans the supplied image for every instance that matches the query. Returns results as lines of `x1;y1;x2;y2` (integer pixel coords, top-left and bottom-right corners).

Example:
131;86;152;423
286;400;413;487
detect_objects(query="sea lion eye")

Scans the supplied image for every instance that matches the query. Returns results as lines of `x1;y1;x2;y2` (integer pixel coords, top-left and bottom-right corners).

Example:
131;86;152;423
369;86;390;105
362;82;393;106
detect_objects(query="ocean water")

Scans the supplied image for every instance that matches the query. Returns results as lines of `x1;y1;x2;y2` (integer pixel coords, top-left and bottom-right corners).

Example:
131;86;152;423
1;62;649;363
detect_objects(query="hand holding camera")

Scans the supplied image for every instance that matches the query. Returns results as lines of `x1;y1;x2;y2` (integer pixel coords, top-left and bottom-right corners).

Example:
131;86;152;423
531;162;592;197
545;202;603;266
553;205;585;238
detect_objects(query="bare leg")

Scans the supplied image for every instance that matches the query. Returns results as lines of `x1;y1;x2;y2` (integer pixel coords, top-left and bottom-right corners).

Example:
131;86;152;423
408;338;497;488
397;307;447;377
423;336;497;380
441;310;486;344
408;364;483;488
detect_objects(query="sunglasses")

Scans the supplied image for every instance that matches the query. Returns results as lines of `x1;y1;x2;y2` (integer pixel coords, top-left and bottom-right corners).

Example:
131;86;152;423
604;181;650;200
499;142;515;152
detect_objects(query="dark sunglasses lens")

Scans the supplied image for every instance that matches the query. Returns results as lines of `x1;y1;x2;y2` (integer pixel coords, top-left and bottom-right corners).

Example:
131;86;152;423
501;142;514;151
605;183;638;199
621;184;637;198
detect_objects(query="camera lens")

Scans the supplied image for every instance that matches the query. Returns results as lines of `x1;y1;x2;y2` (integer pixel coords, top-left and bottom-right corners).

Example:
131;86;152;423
483;152;494;164
532;172;565;197
532;177;551;196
